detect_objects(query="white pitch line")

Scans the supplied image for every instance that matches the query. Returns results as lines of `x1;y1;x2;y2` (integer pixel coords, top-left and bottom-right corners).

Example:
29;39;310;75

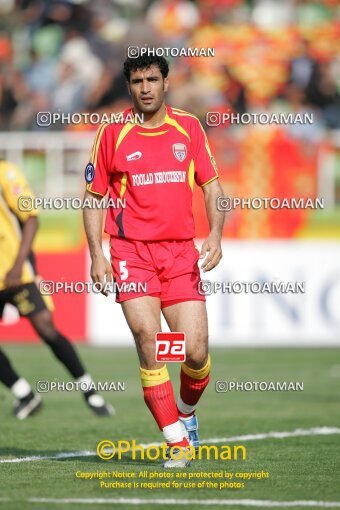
29;497;340;507
0;450;94;464
1;426;339;464
139;427;340;448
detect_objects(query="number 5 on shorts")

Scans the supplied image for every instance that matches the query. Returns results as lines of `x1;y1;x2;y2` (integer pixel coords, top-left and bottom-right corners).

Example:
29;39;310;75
119;260;129;281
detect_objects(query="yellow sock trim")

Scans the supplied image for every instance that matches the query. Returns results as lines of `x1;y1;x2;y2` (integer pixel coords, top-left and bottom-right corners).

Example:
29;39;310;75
181;355;211;380
140;365;169;387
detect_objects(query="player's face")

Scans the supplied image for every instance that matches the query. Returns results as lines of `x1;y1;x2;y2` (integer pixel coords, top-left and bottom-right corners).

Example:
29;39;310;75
127;65;169;114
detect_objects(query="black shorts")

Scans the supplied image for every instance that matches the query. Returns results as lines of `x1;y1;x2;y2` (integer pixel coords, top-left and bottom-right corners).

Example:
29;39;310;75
0;282;48;319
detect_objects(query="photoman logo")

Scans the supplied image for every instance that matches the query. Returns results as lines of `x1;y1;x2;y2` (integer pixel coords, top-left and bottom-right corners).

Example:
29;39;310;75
155;332;186;362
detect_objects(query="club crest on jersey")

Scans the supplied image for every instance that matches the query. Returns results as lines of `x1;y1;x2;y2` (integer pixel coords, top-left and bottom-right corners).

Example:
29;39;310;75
173;143;187;162
85;163;95;183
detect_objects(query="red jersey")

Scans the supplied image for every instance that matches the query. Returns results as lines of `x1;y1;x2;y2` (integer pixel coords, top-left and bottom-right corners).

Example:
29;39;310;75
85;105;218;241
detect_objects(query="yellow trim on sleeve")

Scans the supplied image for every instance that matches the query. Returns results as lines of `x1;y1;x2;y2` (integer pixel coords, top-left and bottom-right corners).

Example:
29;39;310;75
201;175;219;187
140;365;169;387
188;159;195;191
119;173;127;199
94;123;109;167
182;355;211;380
90;123;106;164
86;184;105;197
89;125;101;163
171;108;199;121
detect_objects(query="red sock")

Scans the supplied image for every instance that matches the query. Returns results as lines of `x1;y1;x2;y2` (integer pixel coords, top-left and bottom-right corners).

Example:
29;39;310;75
177;356;211;417
140;365;188;447
143;379;178;429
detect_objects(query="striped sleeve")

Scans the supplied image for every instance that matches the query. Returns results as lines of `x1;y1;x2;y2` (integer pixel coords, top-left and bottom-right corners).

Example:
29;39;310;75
85;123;112;196
192;119;219;187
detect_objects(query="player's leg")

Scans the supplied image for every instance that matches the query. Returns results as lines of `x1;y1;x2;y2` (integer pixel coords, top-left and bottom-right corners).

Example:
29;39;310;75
29;309;85;378
155;239;210;451
0;290;42;419
112;238;191;466
29;307;113;416
5;282;85;379
7;281;112;416
162;300;210;449
0;347;42;419
0;347;20;389
121;296;189;451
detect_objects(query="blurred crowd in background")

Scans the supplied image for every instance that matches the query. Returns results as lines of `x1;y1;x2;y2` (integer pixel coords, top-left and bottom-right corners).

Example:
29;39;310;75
0;0;339;240
0;0;339;133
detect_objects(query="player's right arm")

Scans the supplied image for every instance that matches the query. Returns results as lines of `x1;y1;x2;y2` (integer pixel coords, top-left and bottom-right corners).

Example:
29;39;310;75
5;216;38;288
83;190;113;296
82;124;113;296
0;161;39;287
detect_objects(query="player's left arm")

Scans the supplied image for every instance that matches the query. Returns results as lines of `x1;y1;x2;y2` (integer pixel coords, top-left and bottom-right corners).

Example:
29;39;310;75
191;119;225;271
1;163;39;287
200;178;225;272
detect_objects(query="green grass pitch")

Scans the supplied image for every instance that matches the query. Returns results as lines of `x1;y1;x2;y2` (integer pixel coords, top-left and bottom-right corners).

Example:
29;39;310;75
0;345;340;510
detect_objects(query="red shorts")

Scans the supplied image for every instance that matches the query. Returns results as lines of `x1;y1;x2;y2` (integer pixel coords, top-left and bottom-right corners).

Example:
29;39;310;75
109;237;205;308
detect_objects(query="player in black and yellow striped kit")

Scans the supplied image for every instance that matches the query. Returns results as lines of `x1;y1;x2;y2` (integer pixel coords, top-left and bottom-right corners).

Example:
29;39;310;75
0;160;113;419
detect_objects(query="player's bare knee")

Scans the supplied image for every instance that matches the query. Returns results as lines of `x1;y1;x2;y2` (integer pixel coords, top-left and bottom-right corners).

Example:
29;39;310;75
39;325;59;343
31;313;58;343
133;330;158;369
185;345;209;369
133;324;157;342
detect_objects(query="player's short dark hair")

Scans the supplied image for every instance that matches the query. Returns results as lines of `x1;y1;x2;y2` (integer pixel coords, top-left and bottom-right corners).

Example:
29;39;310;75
123;55;169;82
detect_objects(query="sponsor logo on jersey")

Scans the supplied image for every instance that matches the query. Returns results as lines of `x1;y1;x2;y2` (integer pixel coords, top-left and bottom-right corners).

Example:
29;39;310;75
126;151;142;161
85;163;95;183
173;143;187;162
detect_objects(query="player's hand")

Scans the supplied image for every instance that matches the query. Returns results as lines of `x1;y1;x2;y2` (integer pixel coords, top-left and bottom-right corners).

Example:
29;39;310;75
200;233;222;272
90;253;113;296
4;264;23;288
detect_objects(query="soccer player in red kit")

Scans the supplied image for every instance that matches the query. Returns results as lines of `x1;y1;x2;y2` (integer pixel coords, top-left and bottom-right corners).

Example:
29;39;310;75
83;55;224;467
